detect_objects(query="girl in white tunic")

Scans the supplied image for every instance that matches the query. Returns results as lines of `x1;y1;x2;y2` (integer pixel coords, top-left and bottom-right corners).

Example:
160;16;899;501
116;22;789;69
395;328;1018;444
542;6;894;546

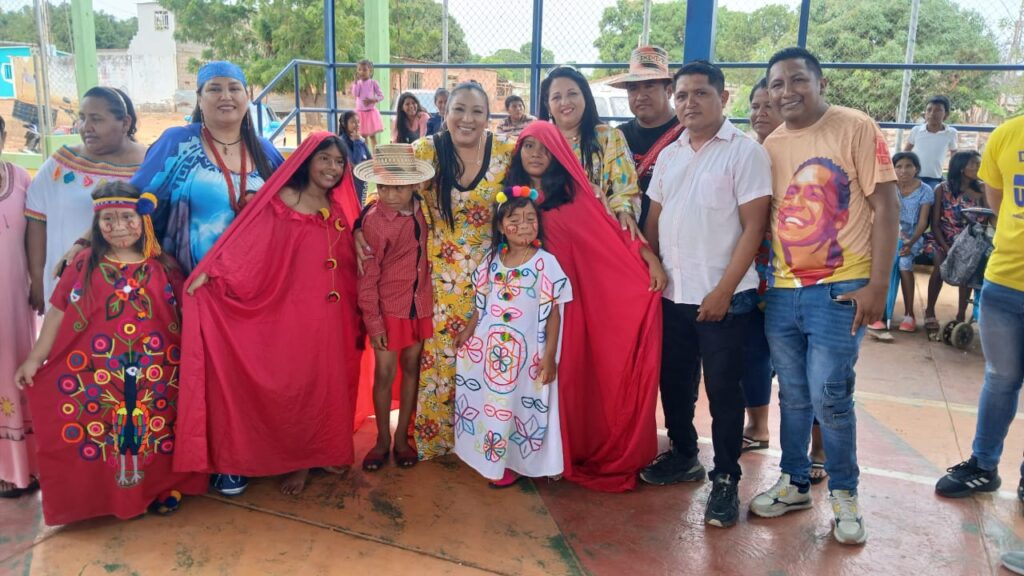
454;188;572;487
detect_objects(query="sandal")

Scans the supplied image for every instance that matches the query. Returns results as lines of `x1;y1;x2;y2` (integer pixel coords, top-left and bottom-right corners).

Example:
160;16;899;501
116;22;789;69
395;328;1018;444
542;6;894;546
809;461;828;486
393;447;418;468
0;478;39;499
148;490;182;515
741;435;769;452
924;316;940;332
488;469;522;489
362;449;388;472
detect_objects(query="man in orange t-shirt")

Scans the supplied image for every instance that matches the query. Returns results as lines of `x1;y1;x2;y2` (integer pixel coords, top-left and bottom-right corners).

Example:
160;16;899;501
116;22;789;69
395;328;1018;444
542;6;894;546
747;47;899;546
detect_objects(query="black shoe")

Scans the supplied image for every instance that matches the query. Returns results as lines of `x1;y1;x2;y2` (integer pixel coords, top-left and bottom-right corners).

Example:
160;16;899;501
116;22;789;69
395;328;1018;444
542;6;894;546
1018;477;1023;503
639;450;706;486
705;474;739;528
935;457;1001;498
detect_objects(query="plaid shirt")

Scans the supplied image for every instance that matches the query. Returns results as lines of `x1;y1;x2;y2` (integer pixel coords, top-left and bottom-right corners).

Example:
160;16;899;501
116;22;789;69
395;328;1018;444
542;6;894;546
357;200;433;337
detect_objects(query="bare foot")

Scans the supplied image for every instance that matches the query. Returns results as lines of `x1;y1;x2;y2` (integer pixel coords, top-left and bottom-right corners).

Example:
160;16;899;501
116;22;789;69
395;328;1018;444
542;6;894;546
280;469;310;495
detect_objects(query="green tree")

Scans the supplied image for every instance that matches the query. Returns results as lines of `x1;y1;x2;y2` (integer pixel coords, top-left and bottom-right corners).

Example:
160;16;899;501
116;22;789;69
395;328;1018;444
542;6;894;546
479;42;554;83
594;0;1001;122
0;3;137;52
161;0;475;104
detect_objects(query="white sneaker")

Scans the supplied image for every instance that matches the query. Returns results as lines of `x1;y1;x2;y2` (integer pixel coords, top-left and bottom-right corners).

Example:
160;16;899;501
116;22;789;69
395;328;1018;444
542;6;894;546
830;490;867;544
749;473;813;518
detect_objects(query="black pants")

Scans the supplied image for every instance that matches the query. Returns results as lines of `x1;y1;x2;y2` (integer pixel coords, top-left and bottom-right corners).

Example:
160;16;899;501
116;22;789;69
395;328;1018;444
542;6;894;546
661;298;752;480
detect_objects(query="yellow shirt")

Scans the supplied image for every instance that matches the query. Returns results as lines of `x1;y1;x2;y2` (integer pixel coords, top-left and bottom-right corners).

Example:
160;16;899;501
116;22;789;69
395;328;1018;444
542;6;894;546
764;106;896;288
978;115;1024;291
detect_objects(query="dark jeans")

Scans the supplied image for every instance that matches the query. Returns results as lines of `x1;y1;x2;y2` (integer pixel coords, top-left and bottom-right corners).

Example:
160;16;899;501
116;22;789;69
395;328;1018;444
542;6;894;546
661;291;756;480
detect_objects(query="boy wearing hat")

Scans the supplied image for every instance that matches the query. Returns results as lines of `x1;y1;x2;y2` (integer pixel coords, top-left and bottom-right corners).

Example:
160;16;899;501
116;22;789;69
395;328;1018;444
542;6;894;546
353;144;436;471
608;46;683;229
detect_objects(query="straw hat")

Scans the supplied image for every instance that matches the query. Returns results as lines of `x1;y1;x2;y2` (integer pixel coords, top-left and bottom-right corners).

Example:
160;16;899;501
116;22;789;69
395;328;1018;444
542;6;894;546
606;45;673;89
353;143;435;185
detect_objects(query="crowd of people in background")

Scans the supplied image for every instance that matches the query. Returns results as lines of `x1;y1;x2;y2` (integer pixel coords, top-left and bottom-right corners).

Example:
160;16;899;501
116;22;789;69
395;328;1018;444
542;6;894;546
1;39;1022;568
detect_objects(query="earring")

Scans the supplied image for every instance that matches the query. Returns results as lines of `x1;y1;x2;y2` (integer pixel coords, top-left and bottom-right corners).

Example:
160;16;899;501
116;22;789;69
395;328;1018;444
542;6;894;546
531;239;542;249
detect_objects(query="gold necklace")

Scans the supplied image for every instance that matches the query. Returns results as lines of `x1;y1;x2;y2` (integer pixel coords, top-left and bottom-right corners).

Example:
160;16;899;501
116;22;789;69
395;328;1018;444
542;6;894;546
503;246;536;269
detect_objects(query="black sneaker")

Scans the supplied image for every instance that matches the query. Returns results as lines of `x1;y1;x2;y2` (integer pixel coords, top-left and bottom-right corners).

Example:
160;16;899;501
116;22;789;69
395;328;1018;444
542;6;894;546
639;450;706;486
935;458;1001;498
705;474;739;528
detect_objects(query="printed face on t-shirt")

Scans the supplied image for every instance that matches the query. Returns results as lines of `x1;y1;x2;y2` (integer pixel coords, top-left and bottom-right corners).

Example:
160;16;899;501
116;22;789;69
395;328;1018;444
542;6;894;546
777;158;851;283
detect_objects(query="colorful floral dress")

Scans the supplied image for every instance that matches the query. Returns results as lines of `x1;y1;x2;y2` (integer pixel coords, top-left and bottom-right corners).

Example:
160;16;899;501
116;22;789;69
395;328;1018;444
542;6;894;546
26;251;206;525
454;250;572;479
25;146;140;303
569;124;640;217
0;161;37;489
925;182;986;255
412;132;517;459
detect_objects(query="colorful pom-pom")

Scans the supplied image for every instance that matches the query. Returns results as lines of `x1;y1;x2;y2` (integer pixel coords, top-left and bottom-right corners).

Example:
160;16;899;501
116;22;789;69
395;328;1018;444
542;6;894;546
496;191;508;204
529;189;538;200
136;192;158;215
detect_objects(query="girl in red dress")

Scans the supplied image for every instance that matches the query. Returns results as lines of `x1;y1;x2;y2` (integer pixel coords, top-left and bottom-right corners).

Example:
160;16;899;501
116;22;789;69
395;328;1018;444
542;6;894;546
15;182;206;525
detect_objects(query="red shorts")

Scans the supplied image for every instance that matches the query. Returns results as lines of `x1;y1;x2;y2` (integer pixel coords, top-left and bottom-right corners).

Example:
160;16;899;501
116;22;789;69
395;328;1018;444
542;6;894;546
382;316;433;351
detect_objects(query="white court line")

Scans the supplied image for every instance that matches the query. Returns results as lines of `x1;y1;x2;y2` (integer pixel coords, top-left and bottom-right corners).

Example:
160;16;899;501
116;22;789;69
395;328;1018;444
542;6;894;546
854;390;1024;420
658;429;1019;501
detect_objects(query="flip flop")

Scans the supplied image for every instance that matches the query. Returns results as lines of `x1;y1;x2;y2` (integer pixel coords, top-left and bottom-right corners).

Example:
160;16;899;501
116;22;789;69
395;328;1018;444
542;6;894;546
393;447;418;468
810;461;828;486
362;449;388;472
741;435;769;452
0;478;39;499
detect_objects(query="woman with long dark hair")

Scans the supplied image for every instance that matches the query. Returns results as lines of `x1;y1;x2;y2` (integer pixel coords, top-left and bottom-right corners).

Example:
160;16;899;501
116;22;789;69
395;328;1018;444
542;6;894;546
392;92;430;144
923;150;986;330
129;61;285;277
539;66;641;240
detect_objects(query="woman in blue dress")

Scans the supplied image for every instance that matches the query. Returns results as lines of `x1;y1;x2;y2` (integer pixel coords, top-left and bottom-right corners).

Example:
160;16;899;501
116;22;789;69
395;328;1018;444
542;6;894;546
131;61;284;275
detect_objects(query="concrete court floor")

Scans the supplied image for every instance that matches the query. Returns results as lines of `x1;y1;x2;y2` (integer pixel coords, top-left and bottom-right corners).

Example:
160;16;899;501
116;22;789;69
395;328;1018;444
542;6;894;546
1;269;1021;576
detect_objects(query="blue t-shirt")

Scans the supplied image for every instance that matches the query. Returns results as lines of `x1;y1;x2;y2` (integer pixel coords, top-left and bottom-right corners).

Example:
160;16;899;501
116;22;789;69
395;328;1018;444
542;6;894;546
131;124;284;274
898;181;934;238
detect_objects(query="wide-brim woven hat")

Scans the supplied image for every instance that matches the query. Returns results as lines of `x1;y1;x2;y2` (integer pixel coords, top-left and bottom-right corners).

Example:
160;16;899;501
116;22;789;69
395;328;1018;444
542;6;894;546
606;45;673;89
353;143;435;185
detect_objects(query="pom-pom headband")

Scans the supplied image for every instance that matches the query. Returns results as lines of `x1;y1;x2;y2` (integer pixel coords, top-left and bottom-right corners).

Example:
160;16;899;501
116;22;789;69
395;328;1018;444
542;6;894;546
495;185;539;206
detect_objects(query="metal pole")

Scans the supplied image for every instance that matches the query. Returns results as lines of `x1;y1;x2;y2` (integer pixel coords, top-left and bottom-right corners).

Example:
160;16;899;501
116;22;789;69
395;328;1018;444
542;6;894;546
529;0;544;115
71;0;97;100
442;0;449;89
34;0;53;148
294;64;302;145
895;0;921;150
324;0;337;133
797;0;811;48
682;0;716;62
641;0;651;46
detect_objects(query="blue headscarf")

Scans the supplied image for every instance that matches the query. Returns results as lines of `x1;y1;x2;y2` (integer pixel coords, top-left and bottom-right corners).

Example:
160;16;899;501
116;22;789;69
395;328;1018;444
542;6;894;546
197;61;247;88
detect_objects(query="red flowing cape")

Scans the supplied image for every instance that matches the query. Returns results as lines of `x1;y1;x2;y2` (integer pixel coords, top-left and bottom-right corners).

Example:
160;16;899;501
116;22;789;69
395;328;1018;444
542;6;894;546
515;122;662;492
175;131;374;475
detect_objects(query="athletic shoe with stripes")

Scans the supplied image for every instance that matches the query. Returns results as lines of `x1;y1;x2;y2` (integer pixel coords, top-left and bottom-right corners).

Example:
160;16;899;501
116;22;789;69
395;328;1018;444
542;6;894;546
935;457;1001;498
749;473;813;518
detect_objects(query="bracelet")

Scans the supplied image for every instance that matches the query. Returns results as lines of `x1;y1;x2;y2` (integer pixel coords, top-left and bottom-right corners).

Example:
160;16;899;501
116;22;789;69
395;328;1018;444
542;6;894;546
73;238;91;248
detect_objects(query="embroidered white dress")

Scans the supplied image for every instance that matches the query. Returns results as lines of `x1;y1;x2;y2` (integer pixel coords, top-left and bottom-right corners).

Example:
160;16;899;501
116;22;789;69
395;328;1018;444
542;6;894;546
454;249;572;480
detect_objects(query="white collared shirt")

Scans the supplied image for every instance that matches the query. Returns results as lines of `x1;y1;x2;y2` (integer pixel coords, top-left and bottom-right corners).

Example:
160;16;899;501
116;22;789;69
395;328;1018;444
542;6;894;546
647;118;772;305
907;124;958;179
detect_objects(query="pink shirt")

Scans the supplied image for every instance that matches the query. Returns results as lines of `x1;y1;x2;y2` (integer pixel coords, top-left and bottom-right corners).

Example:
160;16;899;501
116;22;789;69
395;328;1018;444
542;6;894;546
392;111;430;144
351;78;383;112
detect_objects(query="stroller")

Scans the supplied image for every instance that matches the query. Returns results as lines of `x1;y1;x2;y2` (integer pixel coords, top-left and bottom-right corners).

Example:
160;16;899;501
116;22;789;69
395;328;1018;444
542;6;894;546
935;206;996;349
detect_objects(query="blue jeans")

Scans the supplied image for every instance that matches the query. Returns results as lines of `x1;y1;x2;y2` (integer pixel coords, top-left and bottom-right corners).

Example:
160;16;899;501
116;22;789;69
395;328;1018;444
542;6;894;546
971;281;1024;473
765;279;868;492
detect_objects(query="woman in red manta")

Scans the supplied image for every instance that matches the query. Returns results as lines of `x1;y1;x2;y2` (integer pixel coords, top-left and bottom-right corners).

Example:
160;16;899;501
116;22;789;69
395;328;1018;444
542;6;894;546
503;121;667;492
176;131;364;495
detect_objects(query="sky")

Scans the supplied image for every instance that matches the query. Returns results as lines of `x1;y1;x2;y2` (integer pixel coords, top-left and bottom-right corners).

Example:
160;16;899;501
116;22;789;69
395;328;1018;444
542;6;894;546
89;0;1019;64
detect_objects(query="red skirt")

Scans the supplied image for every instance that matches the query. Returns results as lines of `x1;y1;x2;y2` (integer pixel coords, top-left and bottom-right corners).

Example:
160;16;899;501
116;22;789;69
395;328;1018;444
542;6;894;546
383;316;433;351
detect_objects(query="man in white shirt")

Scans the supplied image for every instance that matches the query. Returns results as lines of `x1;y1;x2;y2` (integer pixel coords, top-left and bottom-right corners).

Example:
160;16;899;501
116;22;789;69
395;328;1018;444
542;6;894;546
904;95;958;189
639;61;772;529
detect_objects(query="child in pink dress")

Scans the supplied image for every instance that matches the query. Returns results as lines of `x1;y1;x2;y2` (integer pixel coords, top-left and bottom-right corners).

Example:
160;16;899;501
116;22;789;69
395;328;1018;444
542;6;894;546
352;59;384;149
